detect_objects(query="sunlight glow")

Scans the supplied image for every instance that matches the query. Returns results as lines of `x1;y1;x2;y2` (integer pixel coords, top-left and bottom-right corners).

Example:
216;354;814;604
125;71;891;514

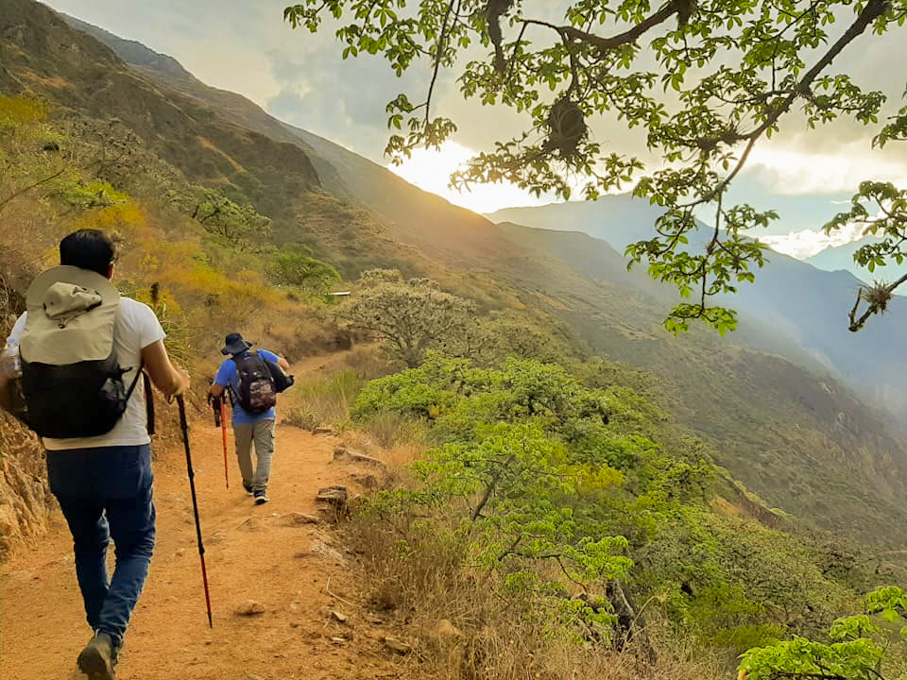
388;142;549;214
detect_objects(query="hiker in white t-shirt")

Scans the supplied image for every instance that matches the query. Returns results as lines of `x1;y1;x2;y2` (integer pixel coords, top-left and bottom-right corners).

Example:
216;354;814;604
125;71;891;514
1;230;190;680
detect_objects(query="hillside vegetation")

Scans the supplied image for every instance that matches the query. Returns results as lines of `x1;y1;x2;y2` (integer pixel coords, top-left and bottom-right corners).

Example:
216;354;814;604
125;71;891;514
489;200;907;424
0;2;905;677
53;4;907;547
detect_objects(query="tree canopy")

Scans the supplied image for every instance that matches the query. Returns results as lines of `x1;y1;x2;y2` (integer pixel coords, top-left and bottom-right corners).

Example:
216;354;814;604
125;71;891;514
284;0;907;333
341;269;480;367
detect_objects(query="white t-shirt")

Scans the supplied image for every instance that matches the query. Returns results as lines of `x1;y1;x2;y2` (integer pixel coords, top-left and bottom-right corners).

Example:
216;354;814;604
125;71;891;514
6;298;166;451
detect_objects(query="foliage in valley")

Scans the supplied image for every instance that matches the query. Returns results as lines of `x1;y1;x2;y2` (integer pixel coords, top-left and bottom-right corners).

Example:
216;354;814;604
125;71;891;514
344;353;903;676
740;586;907;680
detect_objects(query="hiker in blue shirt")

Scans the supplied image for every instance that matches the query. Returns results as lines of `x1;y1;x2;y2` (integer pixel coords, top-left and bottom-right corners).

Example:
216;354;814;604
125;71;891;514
208;333;289;505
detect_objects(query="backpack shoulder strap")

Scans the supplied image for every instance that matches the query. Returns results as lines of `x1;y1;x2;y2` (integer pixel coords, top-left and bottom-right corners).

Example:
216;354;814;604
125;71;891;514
142;368;155;436
229;354;246;407
125;361;144;402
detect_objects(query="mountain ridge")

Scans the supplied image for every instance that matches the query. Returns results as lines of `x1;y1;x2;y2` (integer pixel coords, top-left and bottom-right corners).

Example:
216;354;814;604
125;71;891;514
4;0;905;544
489;200;907;425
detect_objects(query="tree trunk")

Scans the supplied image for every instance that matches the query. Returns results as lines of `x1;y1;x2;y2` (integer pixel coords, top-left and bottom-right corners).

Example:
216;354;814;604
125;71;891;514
606;579;657;665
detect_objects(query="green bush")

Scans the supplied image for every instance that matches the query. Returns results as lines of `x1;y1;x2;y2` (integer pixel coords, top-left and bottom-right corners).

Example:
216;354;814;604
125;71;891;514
269;244;340;295
739;586;906;680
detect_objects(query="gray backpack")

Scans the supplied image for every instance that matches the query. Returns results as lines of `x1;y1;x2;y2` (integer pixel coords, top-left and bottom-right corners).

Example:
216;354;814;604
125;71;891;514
18;266;142;438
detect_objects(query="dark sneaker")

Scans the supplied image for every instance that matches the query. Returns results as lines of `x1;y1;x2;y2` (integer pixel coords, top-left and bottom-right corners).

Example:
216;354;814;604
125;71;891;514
77;632;117;680
242;480;253;495
254;490;269;505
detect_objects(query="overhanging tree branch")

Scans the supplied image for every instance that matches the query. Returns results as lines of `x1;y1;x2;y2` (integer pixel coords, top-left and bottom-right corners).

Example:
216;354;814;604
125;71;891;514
848;272;907;332
691;0;891;207
521;1;682;55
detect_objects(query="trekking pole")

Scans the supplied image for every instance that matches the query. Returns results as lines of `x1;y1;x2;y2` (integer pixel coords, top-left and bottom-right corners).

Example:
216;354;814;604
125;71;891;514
219;398;229;489
177;395;214;628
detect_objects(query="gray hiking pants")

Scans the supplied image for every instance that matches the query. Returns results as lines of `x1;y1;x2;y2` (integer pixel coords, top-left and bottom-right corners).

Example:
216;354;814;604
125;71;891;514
233;419;276;492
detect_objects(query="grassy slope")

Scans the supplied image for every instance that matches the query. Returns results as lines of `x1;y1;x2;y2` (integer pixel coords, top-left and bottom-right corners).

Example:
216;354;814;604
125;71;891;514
6;0;906;546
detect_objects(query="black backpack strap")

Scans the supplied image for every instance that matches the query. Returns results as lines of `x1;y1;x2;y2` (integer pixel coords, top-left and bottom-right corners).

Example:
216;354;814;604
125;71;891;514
231;353;247;408
122;361;154;436
125;361;145;402
143;369;155;436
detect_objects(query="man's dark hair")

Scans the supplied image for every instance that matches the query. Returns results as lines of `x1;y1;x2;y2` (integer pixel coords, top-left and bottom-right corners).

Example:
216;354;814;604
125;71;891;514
59;229;117;278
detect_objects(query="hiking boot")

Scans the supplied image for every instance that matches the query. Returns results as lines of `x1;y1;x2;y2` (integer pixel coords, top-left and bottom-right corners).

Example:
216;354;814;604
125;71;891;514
254;490;269;505
242;480;253;495
77;632;117;680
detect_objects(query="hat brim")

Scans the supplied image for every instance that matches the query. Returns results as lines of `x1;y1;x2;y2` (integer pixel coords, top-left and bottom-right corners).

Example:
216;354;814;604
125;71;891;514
221;340;253;355
26;265;119;311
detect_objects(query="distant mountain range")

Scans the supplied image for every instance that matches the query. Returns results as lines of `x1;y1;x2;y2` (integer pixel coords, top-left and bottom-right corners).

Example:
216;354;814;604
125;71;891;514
489;200;907;424
2;0;905;544
805;237;887;281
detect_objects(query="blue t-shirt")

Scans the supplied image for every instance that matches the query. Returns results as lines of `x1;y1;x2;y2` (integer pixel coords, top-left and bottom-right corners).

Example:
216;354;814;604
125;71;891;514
215;349;280;424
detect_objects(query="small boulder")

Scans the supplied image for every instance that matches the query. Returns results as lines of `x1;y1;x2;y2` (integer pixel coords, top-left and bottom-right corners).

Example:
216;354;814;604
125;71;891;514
383;636;412;654
348;473;379;490
333;446;386;469
234;600;266;616
316;486;349;505
316;486;358;521
285;512;320;526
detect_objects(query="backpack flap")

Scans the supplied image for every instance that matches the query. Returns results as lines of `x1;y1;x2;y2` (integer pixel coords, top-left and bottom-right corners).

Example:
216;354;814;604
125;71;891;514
21;267;118;365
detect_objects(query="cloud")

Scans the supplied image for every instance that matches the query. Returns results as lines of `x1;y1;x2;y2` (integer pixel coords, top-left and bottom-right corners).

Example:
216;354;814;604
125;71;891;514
746;140;907;196
263;49;426;159
761;220;874;258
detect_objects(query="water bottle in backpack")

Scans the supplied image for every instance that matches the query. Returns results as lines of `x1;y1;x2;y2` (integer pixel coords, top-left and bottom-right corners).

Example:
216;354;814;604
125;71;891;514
0;345;28;424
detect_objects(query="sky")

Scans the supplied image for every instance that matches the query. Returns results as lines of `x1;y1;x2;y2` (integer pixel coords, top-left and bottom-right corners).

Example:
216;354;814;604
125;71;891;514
41;0;907;261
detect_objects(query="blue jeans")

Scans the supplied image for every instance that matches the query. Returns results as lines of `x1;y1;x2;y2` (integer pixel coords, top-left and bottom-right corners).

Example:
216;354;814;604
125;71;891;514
46;444;156;647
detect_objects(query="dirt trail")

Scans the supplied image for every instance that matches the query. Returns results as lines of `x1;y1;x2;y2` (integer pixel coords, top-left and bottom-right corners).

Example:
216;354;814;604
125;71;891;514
0;421;405;680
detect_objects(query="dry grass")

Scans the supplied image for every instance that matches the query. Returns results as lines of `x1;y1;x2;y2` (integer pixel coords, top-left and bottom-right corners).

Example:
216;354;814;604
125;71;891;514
283;370;362;430
347;510;724;680
336;401;724;680
342;344;395;380
363;410;431;450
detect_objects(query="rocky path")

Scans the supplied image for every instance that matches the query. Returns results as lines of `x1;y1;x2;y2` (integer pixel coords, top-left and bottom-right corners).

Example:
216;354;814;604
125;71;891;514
0;421;406;680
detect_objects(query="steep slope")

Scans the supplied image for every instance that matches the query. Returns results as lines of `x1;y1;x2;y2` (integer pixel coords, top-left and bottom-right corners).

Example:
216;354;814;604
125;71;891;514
63;14;527;272
490;198;907;424
496;223;907;544
0;0;320;209
1;0;443;278
5;1;906;545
